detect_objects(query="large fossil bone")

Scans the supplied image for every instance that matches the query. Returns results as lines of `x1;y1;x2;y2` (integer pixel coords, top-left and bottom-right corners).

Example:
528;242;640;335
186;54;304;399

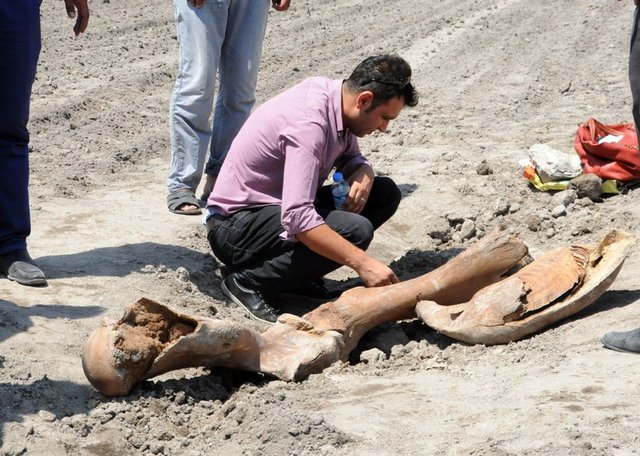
416;229;635;345
83;228;528;396
82;229;632;396
82;301;344;396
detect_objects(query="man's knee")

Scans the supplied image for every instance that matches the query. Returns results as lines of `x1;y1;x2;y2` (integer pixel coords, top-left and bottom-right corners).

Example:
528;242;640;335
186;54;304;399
373;176;402;211
326;212;374;249
351;218;375;250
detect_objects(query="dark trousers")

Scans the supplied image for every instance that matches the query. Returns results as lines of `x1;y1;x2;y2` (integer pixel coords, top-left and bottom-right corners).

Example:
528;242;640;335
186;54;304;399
0;1;41;255
208;176;401;292
630;6;640;145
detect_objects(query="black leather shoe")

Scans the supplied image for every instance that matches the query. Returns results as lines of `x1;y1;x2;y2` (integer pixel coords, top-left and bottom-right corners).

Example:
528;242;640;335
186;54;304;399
0;249;47;286
283;279;341;300
221;273;278;323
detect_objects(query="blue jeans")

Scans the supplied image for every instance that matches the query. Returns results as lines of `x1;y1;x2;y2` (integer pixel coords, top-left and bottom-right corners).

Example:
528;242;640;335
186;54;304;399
167;0;270;194
0;1;41;255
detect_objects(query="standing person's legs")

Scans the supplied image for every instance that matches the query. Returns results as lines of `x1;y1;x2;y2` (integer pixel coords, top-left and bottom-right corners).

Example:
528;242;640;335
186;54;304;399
202;0;270;197
630;6;640;145
0;0;46;285
167;0;228;213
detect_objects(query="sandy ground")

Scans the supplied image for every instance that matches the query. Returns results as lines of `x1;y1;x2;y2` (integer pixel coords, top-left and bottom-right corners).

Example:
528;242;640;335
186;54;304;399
2;0;640;454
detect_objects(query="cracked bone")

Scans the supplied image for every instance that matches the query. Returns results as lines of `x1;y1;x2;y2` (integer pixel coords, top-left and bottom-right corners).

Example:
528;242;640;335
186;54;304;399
83;228;529;396
82;301;345;396
416;229;634;345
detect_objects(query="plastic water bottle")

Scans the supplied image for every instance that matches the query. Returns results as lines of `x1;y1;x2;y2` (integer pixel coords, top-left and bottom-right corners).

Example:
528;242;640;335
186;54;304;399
331;172;350;210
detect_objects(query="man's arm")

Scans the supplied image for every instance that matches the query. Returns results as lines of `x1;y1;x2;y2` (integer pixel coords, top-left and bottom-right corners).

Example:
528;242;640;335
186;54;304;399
342;163;374;214
63;0;89;36
296;224;399;287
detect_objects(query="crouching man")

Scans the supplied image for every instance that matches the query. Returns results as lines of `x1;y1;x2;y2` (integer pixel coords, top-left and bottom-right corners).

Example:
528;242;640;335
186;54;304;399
204;54;419;322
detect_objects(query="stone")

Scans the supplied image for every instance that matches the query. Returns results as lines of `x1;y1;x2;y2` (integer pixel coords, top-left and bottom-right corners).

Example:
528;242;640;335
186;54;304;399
568;174;602;201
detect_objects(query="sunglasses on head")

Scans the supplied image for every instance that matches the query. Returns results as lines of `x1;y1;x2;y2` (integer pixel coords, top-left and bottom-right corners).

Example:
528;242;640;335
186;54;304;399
360;75;411;90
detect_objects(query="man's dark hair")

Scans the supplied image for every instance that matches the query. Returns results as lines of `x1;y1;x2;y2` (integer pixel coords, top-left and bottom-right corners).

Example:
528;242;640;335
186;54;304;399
345;54;418;109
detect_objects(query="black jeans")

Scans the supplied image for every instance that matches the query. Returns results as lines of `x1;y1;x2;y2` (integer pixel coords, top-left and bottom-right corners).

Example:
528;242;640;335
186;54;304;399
208;176;401;292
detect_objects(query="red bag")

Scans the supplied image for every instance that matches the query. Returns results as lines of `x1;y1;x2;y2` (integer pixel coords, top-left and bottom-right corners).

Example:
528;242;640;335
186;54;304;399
574;117;640;181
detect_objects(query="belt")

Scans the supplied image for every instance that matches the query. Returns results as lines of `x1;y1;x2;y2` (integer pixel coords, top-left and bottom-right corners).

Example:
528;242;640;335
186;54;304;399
206;214;227;233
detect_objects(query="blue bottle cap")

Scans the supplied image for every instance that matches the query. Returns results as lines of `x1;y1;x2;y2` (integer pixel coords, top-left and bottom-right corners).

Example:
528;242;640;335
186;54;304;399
333;172;343;182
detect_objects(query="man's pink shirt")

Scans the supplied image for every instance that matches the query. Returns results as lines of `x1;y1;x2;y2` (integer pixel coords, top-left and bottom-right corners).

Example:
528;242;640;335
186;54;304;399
207;77;371;240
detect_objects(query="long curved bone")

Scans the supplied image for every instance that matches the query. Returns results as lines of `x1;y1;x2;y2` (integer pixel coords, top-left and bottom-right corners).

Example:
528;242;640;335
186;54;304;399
416;229;635;345
300;228;530;355
83;228;529;396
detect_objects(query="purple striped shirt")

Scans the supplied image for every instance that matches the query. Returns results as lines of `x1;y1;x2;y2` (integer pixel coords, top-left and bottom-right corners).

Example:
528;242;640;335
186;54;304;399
207;77;371;240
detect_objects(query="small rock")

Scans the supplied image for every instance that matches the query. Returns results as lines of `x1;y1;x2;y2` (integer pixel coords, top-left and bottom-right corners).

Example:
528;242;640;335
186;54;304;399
176;267;190;282
476;160;493;175
446;209;476;223
550;205;566;218
493;198;509;216
568;174;602;201
38;410;56;422
551;189;577;207
524;213;543;232
425;217;451;241
390;344;406;358
149;441;165;455
460;220;476;239
360;348;386;364
174;391;187;405
575;197;594;207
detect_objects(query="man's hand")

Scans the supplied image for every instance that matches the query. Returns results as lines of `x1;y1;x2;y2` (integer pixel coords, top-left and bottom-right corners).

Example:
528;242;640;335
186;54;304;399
272;0;291;11
63;0;89;36
354;256;399;287
343;164;374;214
296;224;399;288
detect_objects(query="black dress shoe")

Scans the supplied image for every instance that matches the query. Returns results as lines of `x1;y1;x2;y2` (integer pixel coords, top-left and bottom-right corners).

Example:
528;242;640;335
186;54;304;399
221;273;278;323
0;249;47;286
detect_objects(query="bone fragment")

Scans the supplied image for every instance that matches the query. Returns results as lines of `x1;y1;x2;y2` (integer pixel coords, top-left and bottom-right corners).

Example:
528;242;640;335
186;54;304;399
416;229;634;345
